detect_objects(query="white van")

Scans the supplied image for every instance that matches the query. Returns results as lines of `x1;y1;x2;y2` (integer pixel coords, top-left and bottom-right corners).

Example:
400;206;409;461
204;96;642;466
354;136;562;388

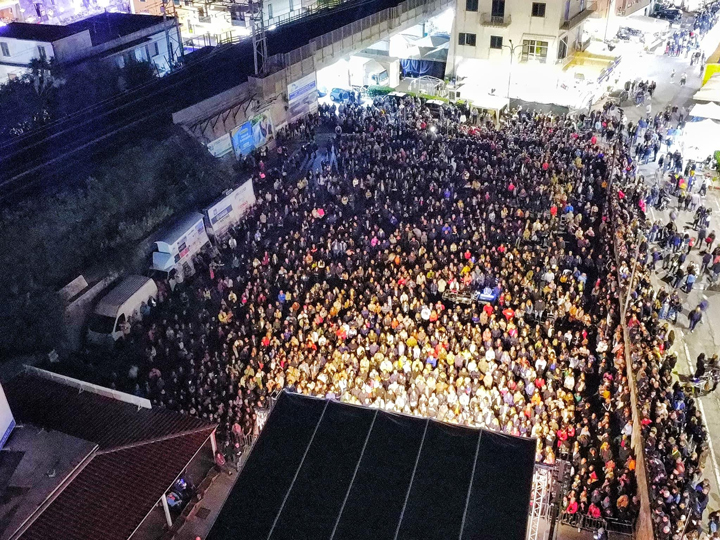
87;275;158;344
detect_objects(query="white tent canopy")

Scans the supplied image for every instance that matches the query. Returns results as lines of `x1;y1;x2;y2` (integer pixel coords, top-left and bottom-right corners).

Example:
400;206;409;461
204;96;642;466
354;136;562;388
694;74;720;102
690;102;720;120
693;86;720;102
682;119;720;161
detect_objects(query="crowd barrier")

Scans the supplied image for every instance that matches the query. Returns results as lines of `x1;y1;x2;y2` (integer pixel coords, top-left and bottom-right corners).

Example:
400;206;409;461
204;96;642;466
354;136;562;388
559;512;635;537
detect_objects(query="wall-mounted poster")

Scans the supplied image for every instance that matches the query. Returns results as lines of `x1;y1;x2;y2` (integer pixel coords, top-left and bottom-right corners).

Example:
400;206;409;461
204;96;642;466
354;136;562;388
207;133;233;157
287;72;318;123
231;121;254;158
251;110;274;149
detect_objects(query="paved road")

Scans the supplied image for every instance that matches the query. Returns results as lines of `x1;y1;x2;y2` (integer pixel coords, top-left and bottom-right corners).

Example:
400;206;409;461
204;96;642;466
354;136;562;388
615;18;720;515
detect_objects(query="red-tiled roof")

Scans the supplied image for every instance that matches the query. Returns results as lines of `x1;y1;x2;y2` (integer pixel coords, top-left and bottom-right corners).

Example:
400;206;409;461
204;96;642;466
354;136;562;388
5;372;211;449
18;429;214;540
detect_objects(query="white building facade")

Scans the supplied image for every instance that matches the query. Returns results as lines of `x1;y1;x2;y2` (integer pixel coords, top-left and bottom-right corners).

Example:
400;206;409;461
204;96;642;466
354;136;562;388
448;0;596;103
0;13;182;83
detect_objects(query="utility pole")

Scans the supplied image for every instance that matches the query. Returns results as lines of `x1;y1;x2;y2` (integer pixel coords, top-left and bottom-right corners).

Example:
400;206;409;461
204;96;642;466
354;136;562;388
503;39;521;100
162;0;174;68
603;0;615;42
250;0;268;75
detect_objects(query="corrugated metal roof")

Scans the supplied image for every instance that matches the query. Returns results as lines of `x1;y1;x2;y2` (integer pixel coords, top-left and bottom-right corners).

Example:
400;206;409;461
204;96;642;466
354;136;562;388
18;430;214;540
4;372;212;450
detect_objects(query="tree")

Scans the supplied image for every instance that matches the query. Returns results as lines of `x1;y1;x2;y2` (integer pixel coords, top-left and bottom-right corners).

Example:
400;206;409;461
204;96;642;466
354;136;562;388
0;133;233;357
0;57;158;142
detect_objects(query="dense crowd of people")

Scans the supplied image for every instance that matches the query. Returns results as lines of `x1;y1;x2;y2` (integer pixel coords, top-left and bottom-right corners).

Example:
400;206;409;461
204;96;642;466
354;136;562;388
75;91;720;537
611;151;715;538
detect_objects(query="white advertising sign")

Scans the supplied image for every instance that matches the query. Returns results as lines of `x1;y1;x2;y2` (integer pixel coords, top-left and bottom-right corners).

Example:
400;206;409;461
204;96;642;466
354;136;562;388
204;179;257;237
207;133;233;157
287;72;319;123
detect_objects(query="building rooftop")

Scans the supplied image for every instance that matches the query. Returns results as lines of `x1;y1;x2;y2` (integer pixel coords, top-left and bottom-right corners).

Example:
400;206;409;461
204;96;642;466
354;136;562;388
4;371;211;450
0;12;167;45
18;430;213;540
0;426;96;540
0;22;77;42
1;370;216;540
66;12;168;46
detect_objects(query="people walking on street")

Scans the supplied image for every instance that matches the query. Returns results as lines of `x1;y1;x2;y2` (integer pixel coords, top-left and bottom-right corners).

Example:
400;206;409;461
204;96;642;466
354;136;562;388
680;73;687;86
689;307;703;333
671;68;676;82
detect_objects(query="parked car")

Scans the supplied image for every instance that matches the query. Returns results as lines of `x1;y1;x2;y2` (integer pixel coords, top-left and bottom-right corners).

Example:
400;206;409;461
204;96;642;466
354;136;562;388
330;88;350;102
317;86;328;97
652;7;681;21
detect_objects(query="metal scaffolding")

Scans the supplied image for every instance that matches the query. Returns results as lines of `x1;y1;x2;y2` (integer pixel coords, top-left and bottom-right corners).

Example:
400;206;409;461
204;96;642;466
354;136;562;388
527;466;552;540
249;0;267;75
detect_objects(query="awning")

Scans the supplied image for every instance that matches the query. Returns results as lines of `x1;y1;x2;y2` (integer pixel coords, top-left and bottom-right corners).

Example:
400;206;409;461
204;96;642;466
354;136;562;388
682;119;720;161
694;86;720;102
690;101;720;120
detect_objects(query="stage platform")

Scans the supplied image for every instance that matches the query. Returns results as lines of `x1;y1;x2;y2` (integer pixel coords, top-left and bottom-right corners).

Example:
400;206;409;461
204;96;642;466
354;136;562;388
207;391;536;540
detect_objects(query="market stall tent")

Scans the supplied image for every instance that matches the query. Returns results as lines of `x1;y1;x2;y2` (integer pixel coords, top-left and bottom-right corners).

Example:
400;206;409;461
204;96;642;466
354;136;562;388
690;101;720;120
682;119;720;161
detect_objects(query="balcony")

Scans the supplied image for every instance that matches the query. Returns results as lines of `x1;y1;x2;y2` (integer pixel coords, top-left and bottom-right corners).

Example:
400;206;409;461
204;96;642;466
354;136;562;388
480;13;511;26
560;2;596;30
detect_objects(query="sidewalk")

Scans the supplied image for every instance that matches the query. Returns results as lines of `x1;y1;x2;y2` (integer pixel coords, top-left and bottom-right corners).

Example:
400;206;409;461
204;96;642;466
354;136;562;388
175;468;240;540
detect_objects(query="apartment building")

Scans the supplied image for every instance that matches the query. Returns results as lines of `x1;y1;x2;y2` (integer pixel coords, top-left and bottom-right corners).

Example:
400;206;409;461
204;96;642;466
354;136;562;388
448;0;596;99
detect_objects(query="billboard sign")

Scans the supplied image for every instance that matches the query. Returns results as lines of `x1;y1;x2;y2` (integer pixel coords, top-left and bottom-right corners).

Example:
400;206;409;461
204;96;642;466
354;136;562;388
287;72;318;123
251;110;274;149
231;121;255;158
207;133;233;157
0;383;15;450
204;179;257;237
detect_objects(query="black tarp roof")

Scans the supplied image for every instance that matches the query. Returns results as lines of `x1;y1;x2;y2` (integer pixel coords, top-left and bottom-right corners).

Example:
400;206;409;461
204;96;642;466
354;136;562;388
207;391;537;540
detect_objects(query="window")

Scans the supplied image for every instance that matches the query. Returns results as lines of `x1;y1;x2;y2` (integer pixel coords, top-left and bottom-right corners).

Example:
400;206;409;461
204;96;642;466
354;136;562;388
531;2;546;16
466;0;478;11
267;3;273;18
458;32;476;46
490;35;503;49
521;39;548;62
154;42;160;56
491;0;505;16
558;36;568;60
0;42;9;57
289;0;293;11
37;45;46;60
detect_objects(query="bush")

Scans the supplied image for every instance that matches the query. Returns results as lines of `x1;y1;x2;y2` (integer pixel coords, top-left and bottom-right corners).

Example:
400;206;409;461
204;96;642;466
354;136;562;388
367;85;394;97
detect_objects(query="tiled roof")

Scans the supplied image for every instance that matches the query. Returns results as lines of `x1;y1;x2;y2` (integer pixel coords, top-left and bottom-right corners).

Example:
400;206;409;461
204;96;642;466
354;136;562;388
18;429;214;540
4;372;211;450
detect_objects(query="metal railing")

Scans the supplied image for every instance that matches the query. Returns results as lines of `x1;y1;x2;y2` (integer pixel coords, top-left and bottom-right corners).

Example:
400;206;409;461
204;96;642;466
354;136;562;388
560;1;596;30
480;12;511;25
559;512;635;537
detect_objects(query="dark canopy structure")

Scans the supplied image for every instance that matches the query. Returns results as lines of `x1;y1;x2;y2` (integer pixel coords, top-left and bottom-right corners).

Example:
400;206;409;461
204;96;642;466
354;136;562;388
208;391;537;540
